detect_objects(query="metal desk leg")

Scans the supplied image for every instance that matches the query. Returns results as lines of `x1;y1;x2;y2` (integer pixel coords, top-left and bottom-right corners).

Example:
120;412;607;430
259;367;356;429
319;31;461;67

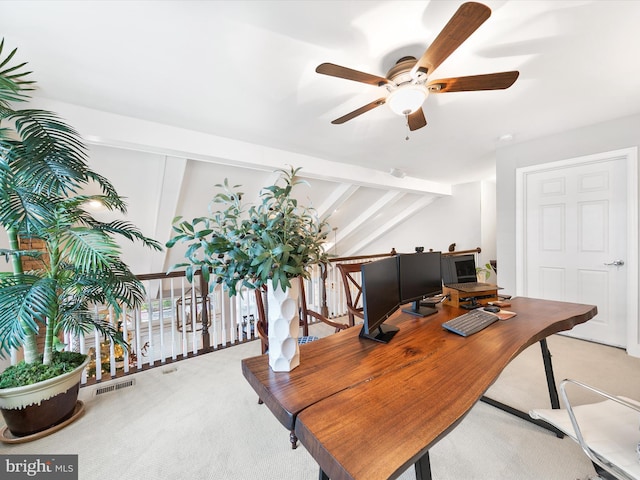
480;339;564;437
414;451;432;480
539;338;560;409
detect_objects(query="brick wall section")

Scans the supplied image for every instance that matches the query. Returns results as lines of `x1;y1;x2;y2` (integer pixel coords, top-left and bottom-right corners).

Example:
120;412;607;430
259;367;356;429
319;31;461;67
18;236;48;271
17;236;52;350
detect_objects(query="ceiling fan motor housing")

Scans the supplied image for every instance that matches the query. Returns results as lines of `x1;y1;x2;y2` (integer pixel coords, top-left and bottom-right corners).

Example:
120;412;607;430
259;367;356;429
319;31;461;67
386;56;418;81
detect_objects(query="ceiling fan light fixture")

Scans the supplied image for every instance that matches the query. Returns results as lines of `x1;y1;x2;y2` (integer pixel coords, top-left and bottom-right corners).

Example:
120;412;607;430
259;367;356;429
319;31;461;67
387;85;427;116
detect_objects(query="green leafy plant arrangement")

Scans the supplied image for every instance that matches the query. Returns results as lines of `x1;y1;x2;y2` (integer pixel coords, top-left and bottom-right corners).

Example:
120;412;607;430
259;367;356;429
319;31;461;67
476;262;496;282
167;166;330;296
0;351;86;389
0;39;162;382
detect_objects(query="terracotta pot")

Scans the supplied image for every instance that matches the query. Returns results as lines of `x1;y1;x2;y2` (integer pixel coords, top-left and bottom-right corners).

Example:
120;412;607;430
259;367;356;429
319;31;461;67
0;356;88;437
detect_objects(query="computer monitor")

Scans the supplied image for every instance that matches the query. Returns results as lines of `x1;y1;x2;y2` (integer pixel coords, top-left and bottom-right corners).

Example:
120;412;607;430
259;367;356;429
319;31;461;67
441;254;477;284
398;251;442;317
360;256;400;343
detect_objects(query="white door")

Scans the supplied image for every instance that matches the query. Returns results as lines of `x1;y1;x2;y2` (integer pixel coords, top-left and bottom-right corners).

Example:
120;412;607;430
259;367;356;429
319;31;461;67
518;149;635;347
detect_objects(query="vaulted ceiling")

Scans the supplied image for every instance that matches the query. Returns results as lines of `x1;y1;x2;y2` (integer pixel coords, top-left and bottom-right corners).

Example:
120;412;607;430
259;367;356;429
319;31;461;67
2;1;640;272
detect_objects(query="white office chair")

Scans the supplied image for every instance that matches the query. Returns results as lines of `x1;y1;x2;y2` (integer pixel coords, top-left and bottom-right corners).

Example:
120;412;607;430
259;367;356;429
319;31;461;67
530;379;640;480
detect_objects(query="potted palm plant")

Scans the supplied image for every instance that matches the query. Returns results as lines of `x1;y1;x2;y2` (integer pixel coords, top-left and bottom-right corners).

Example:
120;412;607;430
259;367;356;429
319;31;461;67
0;39;162;440
167;166;330;371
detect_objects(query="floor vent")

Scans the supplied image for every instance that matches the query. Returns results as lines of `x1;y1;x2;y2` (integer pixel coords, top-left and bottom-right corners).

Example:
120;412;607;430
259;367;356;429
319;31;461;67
94;378;136;396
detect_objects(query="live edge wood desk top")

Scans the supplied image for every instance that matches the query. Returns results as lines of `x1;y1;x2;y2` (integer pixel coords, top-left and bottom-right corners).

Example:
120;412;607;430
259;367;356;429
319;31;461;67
241;297;597;480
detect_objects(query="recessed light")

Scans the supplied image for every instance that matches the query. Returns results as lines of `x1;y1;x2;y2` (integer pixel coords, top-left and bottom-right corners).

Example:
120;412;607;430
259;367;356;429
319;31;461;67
498;133;514;142
86;200;104;210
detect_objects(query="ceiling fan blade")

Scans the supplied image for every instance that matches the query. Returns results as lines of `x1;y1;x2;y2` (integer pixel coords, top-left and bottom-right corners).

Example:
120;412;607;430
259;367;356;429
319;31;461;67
412;2;491;76
331;98;386;124
408;108;427;131
428;71;519;93
316;63;390;87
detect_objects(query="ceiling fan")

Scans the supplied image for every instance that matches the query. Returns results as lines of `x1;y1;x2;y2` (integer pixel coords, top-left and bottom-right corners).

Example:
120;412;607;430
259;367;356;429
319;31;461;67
316;2;519;131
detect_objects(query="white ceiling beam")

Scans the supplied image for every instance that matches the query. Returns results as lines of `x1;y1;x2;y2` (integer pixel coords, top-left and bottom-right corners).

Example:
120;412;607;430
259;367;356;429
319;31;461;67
315;183;359;220
154;156;187;273
323;190;403;252
342;196;439;256
31;97;452;197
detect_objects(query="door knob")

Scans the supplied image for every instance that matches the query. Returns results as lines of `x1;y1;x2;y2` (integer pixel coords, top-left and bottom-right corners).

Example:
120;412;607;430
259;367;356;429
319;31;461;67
604;260;625;266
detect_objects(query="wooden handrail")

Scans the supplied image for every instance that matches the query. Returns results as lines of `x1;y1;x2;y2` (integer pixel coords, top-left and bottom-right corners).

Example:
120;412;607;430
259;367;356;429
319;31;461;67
442;247;481;257
328;247;481;264
136;269;201;281
328;252;396;263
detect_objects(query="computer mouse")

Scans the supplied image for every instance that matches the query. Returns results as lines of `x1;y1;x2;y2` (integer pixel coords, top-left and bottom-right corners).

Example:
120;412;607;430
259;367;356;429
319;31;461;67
484;305;501;313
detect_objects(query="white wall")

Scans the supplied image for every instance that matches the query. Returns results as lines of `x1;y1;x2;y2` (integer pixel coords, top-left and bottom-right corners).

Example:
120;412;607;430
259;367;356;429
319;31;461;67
86;145;169;275
480;179;497;283
363;181;495;260
496;113;640;354
0;146;174;275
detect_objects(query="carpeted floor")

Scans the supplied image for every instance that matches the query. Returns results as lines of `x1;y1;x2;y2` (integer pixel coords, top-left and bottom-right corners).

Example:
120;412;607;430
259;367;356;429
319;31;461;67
3;325;639;480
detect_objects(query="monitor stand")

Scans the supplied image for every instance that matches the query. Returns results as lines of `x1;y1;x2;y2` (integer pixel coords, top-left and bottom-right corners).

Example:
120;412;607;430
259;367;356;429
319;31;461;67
401;300;438;317
359;324;399;344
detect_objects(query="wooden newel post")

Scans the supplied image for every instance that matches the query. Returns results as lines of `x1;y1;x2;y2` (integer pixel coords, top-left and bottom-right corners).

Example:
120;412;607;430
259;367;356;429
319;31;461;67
320;262;329;318
199;268;211;351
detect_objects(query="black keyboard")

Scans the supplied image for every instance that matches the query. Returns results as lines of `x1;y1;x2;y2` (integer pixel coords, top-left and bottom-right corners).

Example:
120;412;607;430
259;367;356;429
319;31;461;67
442;309;499;337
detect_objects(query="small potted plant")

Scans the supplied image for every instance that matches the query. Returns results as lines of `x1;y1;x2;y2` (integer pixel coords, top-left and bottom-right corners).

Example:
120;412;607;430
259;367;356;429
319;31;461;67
476;261;496;283
0;39;162;440
167;166;330;371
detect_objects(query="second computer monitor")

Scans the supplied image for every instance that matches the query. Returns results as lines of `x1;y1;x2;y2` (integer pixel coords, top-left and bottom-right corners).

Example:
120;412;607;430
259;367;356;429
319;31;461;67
398;251;442;317
360;256;401;343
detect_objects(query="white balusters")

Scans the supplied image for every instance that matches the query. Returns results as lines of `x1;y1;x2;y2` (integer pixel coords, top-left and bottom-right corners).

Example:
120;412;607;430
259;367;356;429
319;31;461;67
7;256;395;383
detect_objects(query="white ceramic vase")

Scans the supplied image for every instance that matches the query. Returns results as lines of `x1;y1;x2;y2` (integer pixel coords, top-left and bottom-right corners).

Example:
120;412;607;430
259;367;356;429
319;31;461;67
267;279;300;372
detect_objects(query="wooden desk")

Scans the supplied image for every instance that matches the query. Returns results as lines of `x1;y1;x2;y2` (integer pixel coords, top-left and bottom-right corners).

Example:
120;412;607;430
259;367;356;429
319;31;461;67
241;297;597;480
